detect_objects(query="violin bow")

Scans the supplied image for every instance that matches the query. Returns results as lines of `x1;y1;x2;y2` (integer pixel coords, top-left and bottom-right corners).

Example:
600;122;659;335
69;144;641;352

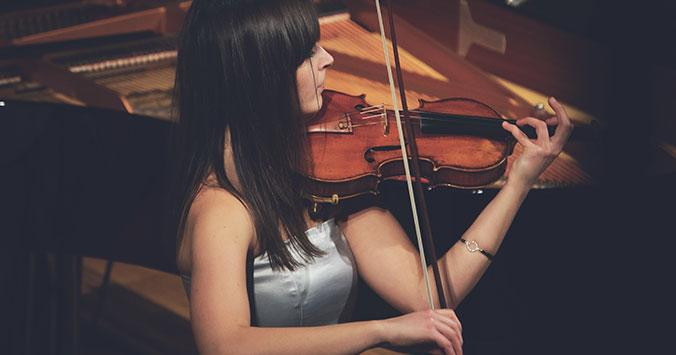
373;0;455;309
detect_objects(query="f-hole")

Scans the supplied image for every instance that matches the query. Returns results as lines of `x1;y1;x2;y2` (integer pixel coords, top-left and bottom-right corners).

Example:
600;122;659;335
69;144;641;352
364;145;402;163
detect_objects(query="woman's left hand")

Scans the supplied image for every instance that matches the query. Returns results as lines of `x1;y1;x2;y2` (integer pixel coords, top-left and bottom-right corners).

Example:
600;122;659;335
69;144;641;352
501;97;574;190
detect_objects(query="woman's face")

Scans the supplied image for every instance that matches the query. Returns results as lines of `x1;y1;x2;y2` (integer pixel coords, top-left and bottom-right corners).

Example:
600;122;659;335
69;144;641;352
296;44;334;115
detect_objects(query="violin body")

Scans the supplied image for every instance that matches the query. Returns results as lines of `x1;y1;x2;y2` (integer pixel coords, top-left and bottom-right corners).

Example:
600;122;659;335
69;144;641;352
304;89;514;212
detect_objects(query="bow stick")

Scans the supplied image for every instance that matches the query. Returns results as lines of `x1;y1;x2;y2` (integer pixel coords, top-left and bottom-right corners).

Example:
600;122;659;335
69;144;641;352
373;0;456;309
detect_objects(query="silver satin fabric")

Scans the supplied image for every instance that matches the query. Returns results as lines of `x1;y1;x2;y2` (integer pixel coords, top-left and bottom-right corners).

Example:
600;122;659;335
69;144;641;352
181;218;358;327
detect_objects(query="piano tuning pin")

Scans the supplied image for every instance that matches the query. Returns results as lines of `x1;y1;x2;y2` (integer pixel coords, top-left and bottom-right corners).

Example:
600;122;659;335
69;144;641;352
532;102;548;120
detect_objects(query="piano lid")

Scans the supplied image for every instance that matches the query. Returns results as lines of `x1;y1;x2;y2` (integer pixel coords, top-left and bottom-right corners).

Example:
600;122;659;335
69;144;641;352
0;0;187;47
0;0;349;47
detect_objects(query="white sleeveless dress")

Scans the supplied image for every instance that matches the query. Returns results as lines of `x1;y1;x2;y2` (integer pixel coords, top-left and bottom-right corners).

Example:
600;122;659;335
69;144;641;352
181;218;358;326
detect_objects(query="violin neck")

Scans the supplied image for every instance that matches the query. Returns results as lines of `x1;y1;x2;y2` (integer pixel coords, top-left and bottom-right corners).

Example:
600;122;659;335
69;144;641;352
414;111;600;141
417;111;513;139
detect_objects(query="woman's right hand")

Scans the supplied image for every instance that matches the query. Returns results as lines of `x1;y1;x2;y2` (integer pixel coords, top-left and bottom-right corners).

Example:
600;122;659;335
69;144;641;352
378;309;463;355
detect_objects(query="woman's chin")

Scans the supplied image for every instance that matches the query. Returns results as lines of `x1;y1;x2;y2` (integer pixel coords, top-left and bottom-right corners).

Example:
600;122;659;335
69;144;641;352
301;98;323;116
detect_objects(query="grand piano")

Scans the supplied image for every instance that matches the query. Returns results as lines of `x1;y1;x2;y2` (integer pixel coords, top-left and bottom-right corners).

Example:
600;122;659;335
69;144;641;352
1;1;674;354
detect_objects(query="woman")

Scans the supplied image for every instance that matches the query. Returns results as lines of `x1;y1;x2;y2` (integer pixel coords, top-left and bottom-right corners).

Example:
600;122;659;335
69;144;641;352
169;1;573;354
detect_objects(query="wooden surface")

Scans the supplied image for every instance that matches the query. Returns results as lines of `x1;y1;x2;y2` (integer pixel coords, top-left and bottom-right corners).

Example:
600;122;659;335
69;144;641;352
345;0;608;118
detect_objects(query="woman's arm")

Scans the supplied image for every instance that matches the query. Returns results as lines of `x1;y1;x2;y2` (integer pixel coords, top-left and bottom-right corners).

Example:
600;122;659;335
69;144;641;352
187;189;462;355
433;178;529;307
441;97;574;305
341;97;573;310
340;183;527;312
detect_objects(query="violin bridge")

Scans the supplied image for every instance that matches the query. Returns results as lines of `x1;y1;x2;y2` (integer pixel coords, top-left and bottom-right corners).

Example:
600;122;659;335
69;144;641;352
357;105;388;135
380;106;389;135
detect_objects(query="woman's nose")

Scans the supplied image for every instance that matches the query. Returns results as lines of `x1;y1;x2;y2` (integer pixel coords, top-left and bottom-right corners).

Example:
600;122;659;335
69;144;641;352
318;46;334;69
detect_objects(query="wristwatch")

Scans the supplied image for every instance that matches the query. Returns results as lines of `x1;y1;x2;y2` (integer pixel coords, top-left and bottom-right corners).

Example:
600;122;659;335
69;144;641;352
460;238;494;261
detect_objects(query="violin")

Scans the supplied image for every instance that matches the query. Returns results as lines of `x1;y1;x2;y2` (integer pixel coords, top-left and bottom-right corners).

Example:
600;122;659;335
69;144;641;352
303;89;582;216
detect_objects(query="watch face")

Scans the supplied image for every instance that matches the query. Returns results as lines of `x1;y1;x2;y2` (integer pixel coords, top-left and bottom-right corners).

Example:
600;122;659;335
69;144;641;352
465;240;480;252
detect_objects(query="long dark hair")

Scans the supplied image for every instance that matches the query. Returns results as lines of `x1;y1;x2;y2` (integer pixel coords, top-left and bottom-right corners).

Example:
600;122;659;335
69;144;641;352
170;0;324;271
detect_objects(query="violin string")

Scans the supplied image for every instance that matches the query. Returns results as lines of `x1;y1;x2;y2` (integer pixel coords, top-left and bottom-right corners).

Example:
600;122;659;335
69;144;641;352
374;0;435;310
349;121;382;128
357;113;387;120
358;105;385;114
355;103;490;119
339;113;504;125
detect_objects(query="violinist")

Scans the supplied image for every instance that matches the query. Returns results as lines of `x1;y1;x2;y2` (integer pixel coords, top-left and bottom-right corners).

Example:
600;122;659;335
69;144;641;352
169;1;573;354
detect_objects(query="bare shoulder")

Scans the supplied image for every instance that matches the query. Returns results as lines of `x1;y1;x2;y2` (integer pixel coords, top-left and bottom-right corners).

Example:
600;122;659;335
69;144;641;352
178;187;254;274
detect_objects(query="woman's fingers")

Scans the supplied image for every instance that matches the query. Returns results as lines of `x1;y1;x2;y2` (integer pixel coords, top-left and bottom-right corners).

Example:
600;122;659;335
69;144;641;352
426;325;454;355
516;117;550;146
548;97;569;124
385;309;463;355
433;309;462;338
548;97;574;146
502;121;534;148
432;318;463;355
432;310;463;355
545;116;559;126
431;331;455;355
500;96;574;188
